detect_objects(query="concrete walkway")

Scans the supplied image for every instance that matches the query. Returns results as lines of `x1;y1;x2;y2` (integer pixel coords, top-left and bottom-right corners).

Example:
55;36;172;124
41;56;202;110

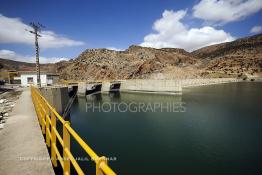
0;88;55;175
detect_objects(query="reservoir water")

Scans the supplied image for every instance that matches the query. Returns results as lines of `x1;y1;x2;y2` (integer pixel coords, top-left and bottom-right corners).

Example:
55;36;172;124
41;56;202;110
70;82;262;175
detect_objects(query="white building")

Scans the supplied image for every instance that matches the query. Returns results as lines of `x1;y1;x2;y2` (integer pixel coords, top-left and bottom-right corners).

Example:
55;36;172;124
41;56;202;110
14;71;59;87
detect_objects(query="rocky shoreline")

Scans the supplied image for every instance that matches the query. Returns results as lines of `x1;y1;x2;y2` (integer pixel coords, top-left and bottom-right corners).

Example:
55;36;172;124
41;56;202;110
0;90;22;130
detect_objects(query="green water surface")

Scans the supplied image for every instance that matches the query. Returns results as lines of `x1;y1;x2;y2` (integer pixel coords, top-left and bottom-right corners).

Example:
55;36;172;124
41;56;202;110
70;82;262;175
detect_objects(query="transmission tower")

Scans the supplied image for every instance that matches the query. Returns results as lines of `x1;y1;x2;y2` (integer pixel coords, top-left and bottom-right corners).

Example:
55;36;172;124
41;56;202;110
27;22;45;87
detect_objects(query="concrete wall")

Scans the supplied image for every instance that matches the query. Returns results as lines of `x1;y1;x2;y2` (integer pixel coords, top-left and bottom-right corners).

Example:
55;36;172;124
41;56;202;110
181;78;241;88
39;87;69;115
77;82;87;96
46;75;59;85
51;76;59;84
120;79;182;94
77;78;241;96
101;81;111;93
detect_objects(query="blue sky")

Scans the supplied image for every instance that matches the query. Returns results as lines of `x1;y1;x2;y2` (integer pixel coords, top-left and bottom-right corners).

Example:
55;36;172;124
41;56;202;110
0;0;262;63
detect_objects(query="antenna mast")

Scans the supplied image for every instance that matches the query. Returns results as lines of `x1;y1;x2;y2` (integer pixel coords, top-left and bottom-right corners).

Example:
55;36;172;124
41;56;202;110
27;22;45;87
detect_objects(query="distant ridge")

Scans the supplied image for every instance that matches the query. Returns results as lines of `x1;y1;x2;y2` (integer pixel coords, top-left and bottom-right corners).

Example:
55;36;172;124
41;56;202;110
1;34;262;79
0;58;56;72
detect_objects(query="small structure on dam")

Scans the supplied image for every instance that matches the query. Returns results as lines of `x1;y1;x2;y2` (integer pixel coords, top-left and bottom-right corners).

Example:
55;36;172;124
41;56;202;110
78;81;121;96
68;85;78;97
77;82;103;96
101;81;121;93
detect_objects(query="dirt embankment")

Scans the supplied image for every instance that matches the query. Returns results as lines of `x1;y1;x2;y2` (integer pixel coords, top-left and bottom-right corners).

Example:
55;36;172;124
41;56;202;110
0;89;22;130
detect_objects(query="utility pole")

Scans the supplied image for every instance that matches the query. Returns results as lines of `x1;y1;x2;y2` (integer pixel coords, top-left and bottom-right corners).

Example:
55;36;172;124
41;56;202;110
27;22;45;87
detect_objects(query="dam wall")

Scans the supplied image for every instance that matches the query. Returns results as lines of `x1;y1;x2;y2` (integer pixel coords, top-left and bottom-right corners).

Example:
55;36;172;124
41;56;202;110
77;82;87;96
101;81;121;93
74;78;242;96
120;79;182;94
39;86;69;115
181;78;241;88
101;81;111;93
77;82;102;96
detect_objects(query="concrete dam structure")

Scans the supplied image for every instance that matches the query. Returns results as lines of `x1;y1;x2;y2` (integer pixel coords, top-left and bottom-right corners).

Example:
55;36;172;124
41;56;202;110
77;79;183;96
101;81;121;93
39;86;69;115
120;79;182;94
78;81;122;96
181;78;241;88
76;78;241;96
39;85;78;117
77;82;102;96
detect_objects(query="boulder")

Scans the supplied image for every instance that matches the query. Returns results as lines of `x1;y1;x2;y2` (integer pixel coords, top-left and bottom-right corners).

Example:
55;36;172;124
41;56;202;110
0;123;4;129
0;99;5;104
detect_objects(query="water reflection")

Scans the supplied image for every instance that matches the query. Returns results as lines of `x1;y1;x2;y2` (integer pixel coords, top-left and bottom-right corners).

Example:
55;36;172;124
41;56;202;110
85;92;182;102
109;91;121;99
85;93;102;101
84;92;184;113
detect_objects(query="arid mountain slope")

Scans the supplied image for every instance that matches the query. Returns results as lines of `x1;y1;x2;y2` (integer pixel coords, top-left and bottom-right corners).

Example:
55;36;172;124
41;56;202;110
1;34;262;80
192;34;262;77
58;45;201;80
0;58;56;72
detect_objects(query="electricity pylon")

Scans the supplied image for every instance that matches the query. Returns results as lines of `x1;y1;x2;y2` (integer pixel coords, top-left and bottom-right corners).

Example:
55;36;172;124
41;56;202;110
27;22;45;87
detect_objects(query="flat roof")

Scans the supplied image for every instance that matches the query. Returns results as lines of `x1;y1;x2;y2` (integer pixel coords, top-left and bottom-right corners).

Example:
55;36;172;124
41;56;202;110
19;71;59;76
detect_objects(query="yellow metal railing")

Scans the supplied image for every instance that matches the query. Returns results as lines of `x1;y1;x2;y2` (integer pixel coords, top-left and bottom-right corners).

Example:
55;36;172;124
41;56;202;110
31;86;117;175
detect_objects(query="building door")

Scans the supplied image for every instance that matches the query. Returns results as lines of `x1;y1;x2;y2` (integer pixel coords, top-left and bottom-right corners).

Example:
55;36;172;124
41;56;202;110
27;77;34;85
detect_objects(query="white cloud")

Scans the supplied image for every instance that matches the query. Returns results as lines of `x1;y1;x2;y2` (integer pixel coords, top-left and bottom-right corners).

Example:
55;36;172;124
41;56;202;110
0;14;84;49
106;47;123;51
0;49;68;63
250;25;262;33
141;10;235;51
193;0;262;24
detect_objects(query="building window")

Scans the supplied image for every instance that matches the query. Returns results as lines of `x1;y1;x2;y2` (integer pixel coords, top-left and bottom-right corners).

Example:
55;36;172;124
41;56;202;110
27;77;33;84
47;77;53;85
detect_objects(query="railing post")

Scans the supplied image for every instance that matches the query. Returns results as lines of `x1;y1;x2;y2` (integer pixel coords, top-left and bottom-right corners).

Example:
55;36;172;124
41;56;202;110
63;121;70;175
41;105;46;134
37;101;41;122
37;95;45;134
96;156;107;175
37;106;41;121
51;111;57;167
34;95;40;121
45;104;50;147
37;93;45;134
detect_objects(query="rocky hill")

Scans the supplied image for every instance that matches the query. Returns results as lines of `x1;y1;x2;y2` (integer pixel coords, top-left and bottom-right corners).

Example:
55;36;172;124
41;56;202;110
58;45;202;80
58;34;262;80
1;34;262;80
192;34;262;78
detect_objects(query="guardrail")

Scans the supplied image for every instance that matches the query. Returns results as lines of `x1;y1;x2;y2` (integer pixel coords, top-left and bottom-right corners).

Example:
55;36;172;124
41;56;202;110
31;86;117;175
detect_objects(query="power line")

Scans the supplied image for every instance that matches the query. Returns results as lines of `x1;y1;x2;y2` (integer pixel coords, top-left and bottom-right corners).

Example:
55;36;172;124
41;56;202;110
26;22;45;87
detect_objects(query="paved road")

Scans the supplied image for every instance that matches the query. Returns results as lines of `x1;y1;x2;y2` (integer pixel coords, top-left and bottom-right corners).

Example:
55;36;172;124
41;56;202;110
0;88;55;175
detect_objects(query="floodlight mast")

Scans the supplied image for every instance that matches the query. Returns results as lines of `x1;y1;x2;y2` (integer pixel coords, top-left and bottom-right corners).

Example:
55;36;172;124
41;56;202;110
27;22;44;87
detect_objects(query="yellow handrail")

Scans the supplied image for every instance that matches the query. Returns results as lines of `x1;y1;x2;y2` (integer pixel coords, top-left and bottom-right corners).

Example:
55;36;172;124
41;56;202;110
31;86;117;175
